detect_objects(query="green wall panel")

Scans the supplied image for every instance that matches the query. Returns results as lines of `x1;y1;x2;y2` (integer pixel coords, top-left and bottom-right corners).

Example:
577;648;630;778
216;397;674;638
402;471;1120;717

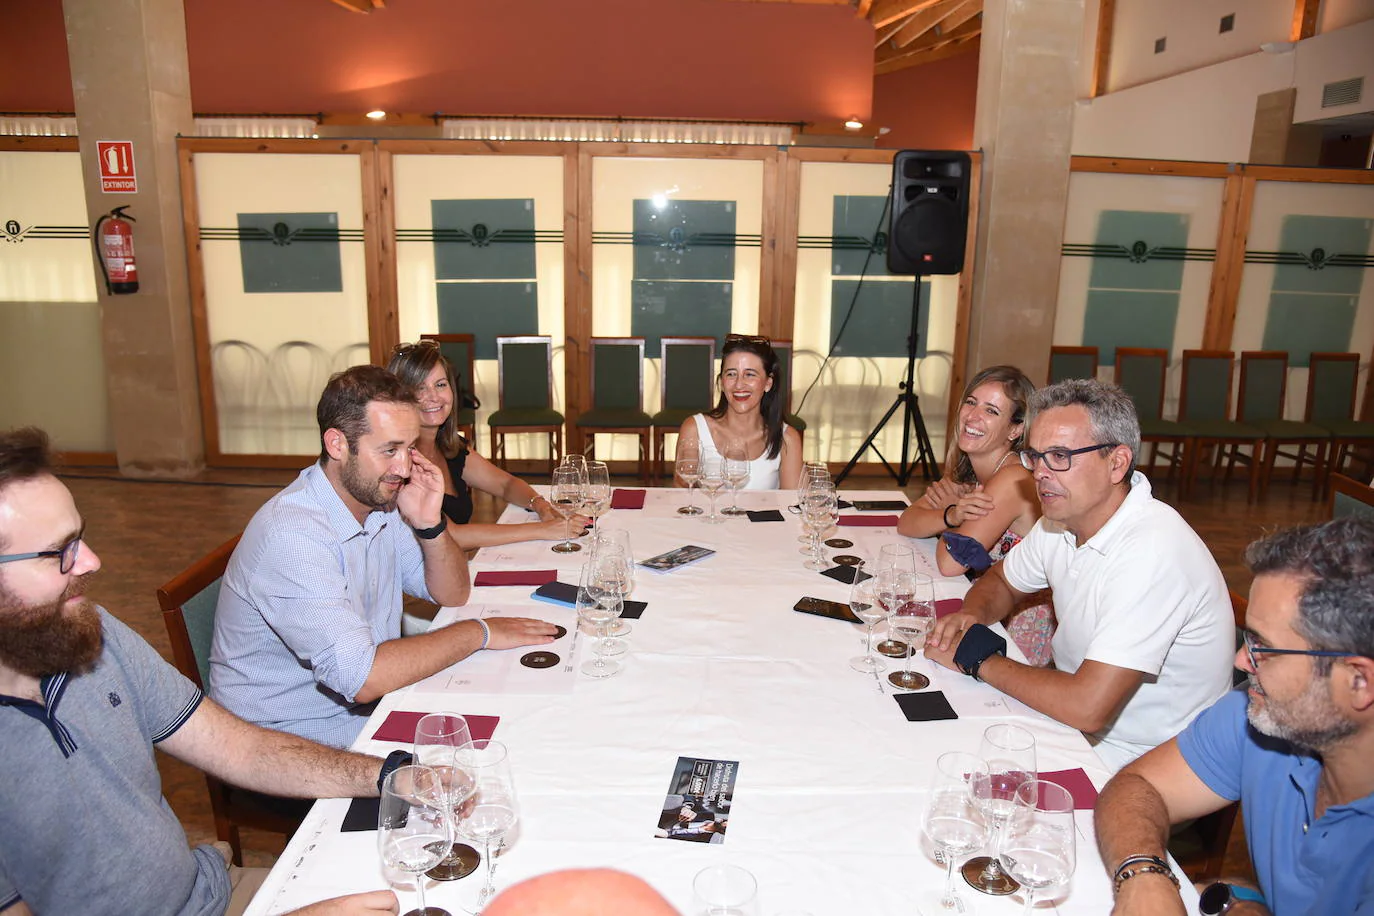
829;278;927;359
1079;210;1190;361
237;212;343;293
831;195;895;277
632;200;736;281
1083;289;1180;360
437;282;538;360
1260;215;1371;366
1086;211;1189;291
631;280;732;353
431;199;536;280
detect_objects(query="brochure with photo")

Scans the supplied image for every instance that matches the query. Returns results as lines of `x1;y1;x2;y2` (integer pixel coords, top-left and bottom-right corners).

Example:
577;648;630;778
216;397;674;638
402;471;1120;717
639;544;716;572
654;756;738;844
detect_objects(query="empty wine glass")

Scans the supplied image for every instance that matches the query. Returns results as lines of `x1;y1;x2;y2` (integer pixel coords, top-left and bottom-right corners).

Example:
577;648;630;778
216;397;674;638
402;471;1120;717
921;752;990;914
577;562;624;677
797;463;830;545
698;455;728;524
413;714;477;881
676;440;703;516
378;765;452;916
592;529;634;639
693;863;760;916
583;460;611;537
549;465;585;553
999;780;1076;915
586;546;631;658
560;452;588;483
887;572;934;691
720;440;751;517
453;741;520;912
964;723;1038;895
873;568;915;670
876;542;917;573
800;483;836;570
848;569;886;675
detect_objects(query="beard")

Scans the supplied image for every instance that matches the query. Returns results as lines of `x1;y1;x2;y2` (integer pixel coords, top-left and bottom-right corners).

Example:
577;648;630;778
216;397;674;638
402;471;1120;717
340;452;402;513
1246;673;1356;751
0;571;103;677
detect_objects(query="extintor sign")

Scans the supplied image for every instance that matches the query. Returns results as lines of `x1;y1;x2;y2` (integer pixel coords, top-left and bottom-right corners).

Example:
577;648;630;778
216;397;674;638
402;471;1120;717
97;141;137;193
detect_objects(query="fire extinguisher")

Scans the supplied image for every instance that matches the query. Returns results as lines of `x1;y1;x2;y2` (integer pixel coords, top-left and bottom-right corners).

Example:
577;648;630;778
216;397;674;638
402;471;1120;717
93;206;139;295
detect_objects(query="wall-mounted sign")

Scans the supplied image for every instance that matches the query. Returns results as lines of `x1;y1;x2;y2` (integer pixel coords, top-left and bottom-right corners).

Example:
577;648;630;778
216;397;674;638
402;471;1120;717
97;140;137;193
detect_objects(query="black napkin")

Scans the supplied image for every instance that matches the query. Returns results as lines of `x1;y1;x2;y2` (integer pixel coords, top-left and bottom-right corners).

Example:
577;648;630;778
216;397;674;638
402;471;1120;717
619;599;648;620
746;509;785;522
341;796;380;832
837;499;854;510
820;565;872;585
894;691;958;722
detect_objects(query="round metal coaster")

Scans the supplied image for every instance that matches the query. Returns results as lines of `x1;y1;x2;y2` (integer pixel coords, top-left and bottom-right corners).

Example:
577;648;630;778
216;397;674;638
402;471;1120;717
427;842;480;881
824;538;853;549
550;625;568;640
875;639;913;658
832;554;863;566
961;856;1020;895
520;651;560;669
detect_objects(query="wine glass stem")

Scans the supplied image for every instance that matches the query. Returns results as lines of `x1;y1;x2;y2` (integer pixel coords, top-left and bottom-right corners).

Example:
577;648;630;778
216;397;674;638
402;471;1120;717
1021;887;1036;916
981;819;1008;879
730;486;740;511
864;623;875;661
415;869;429;915
940;847;960;908
688;482;697;510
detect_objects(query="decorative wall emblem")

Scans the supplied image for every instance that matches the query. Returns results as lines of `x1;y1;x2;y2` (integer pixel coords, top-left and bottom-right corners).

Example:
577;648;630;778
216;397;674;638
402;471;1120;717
1061;240;1214;262
1;219;89;244
1245;247;1374;270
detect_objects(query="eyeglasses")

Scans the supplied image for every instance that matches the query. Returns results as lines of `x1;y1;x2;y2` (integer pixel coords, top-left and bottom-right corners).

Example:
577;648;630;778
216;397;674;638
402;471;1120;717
390;340;440;358
0;530;85;575
1018;443;1118;472
724;334;771;347
1241;629;1358;670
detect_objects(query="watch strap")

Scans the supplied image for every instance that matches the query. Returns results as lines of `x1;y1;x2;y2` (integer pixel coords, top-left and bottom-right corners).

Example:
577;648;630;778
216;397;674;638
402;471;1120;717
412;519;447;540
377;749;413;795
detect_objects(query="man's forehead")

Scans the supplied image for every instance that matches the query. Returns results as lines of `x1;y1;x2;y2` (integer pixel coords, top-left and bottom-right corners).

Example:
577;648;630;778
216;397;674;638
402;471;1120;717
362;400;420;439
0;474;78;548
1029;406;1091;445
1248;572;1305;636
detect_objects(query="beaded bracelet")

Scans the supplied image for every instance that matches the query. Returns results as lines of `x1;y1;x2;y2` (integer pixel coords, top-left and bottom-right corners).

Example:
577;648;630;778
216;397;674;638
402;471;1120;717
1113;855;1178;897
475;618;491;650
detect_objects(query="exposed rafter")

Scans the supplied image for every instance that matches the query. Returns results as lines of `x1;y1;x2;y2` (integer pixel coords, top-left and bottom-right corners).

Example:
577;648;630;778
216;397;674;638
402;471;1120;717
1289;0;1319;41
869;0;947;29
875;13;980;71
327;0;382;11
875;32;979;74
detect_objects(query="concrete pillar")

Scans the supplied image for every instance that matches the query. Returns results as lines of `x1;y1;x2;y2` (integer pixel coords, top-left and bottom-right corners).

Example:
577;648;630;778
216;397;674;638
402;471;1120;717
1250;88;1322;167
967;0;1086;383
64;0;203;476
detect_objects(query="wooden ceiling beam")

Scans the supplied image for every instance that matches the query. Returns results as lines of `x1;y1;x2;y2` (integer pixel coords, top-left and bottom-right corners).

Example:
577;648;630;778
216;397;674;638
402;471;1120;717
328;0;374;11
856;0;876;16
889;0;967;48
1091;0;1115;97
868;0;946;29
875;32;979;74
939;0;982;34
1290;0;1319;41
875;14;980;66
875;17;912;47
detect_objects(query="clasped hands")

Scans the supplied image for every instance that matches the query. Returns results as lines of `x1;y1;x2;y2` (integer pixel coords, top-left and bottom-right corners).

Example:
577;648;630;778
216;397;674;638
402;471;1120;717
920;478;996;528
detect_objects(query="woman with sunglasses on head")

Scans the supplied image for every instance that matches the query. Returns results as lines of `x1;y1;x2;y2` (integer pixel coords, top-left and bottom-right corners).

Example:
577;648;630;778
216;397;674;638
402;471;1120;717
673;334;802;491
387;340;588;548
896;365;1053;665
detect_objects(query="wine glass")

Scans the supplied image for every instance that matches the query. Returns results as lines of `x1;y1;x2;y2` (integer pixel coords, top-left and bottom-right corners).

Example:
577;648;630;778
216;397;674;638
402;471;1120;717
921;752;990;914
586;546;631;658
413;714;478;881
693;863;760;916
592;529;634;639
799;483;836;570
378;765;452;916
549;465;585;553
676;440;703;516
583;461;611;537
876;542;917;573
453;741;520;912
698;455;728;524
873;568;915;666
577;562;624;677
887;572;934;690
848;569;887;675
964;723;1038;895
797;463;830;545
720;440;751;517
999;780;1076;915
560;453;588;483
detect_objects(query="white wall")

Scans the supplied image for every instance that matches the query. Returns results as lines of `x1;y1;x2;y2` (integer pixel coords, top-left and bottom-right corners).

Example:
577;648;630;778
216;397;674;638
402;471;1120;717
1292;17;1374;123
1109;0;1291;93
1321;0;1374;32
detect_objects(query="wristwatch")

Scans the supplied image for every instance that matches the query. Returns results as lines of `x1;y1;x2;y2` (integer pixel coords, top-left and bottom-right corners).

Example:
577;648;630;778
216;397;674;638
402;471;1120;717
1199;882;1265;915
412;518;447;540
376;749;413;794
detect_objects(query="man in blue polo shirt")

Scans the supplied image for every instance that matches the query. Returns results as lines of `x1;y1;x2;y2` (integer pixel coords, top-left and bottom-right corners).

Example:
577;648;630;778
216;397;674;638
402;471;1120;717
1094;517;1374;916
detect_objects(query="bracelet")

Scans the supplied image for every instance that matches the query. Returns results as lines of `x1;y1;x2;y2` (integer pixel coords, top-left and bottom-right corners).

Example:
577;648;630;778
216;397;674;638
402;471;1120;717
526;492;543;511
474;617;490;650
943;504;960;528
412;519;447;540
1113;855;1179;897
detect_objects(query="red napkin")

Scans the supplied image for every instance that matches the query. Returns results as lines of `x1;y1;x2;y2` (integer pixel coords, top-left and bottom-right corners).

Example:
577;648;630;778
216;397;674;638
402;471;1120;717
610;489;646;509
371;711;500;744
837;515;900;527
1038;768;1100;810
473;569;558;587
934;598;964;618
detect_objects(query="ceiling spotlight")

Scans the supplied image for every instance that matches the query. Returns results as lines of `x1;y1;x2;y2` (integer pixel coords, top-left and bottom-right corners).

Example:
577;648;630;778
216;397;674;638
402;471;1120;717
365;110;387;120
844;117;864;131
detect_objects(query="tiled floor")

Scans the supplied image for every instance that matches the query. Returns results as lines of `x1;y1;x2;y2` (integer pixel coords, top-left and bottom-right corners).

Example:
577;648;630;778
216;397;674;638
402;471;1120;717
61;462;1330;879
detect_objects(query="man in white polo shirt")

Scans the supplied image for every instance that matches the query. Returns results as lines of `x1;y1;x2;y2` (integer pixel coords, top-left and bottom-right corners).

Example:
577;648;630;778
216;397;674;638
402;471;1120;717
926;378;1234;770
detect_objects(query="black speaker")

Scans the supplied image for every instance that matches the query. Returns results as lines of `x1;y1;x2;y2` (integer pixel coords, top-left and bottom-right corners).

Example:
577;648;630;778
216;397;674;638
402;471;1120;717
886;150;971;276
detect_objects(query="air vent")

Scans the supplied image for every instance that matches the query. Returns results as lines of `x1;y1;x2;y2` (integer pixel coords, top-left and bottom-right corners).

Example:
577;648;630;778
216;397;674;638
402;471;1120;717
1154;36;1167;54
1219;14;1234;33
1322;77;1363;109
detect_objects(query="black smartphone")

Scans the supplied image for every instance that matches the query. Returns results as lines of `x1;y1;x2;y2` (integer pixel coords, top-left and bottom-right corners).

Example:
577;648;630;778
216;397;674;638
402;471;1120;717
793;596;862;624
532;581;648;619
850;499;909;512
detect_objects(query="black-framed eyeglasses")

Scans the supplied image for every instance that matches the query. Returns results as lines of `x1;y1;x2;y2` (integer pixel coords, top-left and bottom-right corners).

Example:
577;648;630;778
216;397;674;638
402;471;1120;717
1018;443;1118;472
724;333;771;347
1241;629;1358;670
0;530;85;575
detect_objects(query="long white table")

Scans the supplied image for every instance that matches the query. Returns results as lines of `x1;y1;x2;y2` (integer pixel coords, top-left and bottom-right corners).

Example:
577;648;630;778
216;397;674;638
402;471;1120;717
245;488;1188;916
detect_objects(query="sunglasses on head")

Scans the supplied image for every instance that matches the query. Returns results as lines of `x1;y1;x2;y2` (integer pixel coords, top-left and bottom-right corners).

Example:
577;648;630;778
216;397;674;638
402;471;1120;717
724;334;771;347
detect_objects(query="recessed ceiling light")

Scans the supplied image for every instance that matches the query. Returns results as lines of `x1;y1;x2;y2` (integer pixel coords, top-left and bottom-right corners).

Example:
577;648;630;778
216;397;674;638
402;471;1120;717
366;110;387;120
844;117;864;131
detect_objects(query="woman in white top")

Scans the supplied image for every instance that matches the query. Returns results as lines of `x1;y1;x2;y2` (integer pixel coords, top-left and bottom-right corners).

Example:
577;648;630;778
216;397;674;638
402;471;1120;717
673;334;802;490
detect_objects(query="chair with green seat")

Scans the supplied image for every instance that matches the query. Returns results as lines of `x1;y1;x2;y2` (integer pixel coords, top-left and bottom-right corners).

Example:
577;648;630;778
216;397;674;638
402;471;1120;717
1178;350;1266;502
488;335;564;473
1306;352;1374;497
1328;473;1374;521
420;333;478;447
1114;347;1194;494
1237;351;1329;500
574;337;653;482
771;339;806;434
157;535;305;866
650;336;717;483
1049;345;1098;384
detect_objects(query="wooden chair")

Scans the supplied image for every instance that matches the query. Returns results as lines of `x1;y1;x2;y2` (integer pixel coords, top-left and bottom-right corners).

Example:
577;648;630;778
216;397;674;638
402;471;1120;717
1114;348;1194;494
1179;350;1266;503
488;335;564;473
1328;473;1374;521
772;339;807;434
156;535;305;866
573;337;653;481
650;336;717;482
1307;352;1374;497
1235;352;1329;500
420;332;478;446
1049;345;1099;385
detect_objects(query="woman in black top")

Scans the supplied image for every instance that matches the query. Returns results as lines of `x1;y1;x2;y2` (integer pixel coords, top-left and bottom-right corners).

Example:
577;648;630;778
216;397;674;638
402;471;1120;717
387;340;586;548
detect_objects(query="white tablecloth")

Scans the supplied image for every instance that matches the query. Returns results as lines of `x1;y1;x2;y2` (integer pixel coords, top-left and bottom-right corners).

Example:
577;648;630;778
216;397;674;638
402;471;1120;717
244;488;1190;916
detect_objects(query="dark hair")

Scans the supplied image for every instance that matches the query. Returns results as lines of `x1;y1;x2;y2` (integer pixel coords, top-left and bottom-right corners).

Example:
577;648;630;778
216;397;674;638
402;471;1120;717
1245;517;1374;674
1027;378;1142;469
387;340;466;459
316;365;418;462
707;336;784;460
946;365;1035;485
0;427;55;551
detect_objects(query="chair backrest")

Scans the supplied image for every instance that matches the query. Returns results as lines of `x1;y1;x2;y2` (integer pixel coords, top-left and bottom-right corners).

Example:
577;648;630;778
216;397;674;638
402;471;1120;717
496;336;553;410
421;333;478;404
1306;352;1360;423
1179;350;1236;423
772;339;796;414
1114;348;1169;422
660;337;717;412
156;535;242;690
590;337;645;411
1237;351;1288;423
1329;473;1374;521
1049;346;1098;385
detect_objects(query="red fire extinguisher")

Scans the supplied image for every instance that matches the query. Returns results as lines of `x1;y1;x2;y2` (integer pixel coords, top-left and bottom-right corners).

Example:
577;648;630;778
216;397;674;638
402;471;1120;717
93;206;139;295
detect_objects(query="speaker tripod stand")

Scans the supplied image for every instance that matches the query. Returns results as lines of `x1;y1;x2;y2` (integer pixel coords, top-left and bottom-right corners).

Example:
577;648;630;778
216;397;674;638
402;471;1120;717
834;277;939;487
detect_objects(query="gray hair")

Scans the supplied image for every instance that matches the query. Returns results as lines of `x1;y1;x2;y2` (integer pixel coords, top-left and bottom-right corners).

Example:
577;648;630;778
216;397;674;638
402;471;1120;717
1027;379;1141;468
1245;517;1374;674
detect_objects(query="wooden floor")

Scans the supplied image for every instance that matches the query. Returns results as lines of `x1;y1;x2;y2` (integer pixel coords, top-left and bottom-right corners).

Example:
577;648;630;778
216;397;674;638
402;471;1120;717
60;462;1329;880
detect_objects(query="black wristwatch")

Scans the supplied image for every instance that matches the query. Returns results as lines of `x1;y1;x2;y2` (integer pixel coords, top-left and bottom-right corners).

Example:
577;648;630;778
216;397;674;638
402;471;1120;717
412;518;447;540
1199;882;1265;915
377;749;413;794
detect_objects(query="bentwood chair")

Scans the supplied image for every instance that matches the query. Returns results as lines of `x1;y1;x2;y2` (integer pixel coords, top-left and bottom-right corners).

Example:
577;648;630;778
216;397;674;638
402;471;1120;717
1328;473;1374;521
420;333;478;446
1049;345;1099;385
574;337;653;481
771;339;807;434
650;336;717;482
1307;352;1374;496
1178;351;1266;503
157;535;305;866
488;335;564;473
1236;351;1329;500
1115;348;1194;494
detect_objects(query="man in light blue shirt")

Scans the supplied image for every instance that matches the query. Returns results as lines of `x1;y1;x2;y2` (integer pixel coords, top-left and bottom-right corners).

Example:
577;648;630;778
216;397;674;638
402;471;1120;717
1094;518;1374;916
211;366;556;747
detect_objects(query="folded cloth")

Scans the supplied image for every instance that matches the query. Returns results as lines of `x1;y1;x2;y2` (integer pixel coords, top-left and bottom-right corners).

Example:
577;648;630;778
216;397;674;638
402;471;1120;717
934;598;964;618
941;531;993;572
837;515;900;527
894;691;958;722
1038;768;1100;810
474;569;558;587
746;509;785;522
371;711;500;744
610;489;646;509
342;796;380;832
